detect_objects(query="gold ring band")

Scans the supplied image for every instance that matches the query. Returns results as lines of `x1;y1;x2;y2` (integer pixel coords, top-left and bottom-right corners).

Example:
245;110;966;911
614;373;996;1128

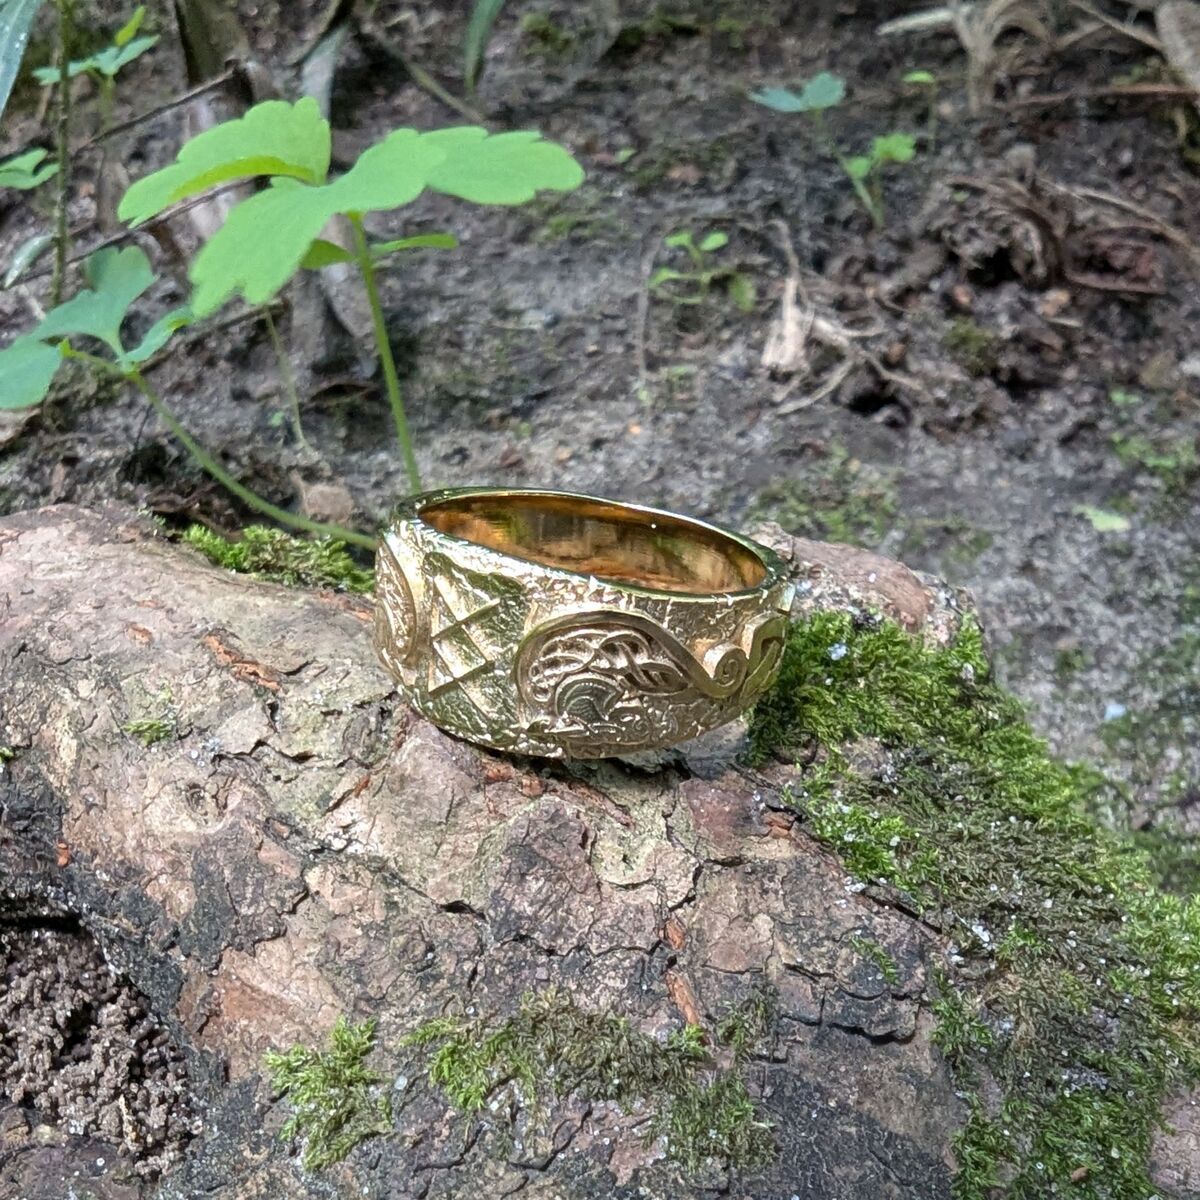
374;488;794;759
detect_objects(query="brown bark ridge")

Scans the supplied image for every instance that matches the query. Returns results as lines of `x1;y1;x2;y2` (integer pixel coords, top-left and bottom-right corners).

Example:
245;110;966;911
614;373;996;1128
0;505;974;1199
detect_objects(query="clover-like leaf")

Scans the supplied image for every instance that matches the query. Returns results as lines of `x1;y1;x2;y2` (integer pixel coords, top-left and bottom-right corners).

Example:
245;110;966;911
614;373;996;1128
698;231;728;253
189;181;337;317
0;147;58;190
845;155;872;180
119;97;331;226
325;129;449;215
37;245;155;355
189;134;447;316
421;128;584;204
749;86;807;114
872;133;916;164
0;337;61;409
90;34;158;77
751;72;845;115
798;72;846;111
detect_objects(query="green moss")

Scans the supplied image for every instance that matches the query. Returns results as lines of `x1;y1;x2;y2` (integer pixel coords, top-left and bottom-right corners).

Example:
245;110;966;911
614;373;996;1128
943;318;999;377
749;447;897;548
402;987;774;1173
1054;646;1089;680
121;716;174;746
848;934;901;987
121;686;175;746
183;525;373;593
748;611;1200;1198
520;12;578;59
265;1016;393;1170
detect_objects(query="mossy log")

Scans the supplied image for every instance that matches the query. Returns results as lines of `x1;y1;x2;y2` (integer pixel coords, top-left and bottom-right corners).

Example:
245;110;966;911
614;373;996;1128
0;505;1192;1199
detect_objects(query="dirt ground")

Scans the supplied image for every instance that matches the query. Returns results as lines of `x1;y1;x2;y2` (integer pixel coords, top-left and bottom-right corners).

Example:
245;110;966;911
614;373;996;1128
1;0;1197;865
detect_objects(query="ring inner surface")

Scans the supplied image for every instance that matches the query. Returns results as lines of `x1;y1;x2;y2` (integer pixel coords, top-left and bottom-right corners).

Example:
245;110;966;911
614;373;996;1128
419;493;766;594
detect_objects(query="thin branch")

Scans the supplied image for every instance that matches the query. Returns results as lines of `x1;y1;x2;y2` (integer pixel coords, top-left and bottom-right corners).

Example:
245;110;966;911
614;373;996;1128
74;68;238;152
1004;84;1199;109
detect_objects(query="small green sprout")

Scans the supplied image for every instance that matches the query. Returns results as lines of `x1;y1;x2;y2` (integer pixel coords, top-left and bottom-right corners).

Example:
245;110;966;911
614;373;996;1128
750;71;917;229
903;68;939;151
34;6;158;110
650;229;756;313
0;147;58;190
266;1016;393;1170
0;244;372;546
842;133;917;228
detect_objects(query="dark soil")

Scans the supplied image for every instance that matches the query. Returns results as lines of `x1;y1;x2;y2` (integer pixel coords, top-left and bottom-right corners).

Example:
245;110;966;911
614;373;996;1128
1;0;1198;1160
0;914;195;1177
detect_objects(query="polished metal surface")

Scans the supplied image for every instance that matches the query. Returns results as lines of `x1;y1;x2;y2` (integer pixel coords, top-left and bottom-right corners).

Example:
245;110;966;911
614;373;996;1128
375;488;794;759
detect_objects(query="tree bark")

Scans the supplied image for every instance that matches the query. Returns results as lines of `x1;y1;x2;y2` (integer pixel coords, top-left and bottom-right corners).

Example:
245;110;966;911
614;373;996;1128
0;504;979;1199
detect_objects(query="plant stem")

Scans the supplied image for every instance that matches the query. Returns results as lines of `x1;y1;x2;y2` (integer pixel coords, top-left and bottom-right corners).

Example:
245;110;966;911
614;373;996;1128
72;352;375;549
263;307;311;452
350;214;422;493
813;112;882;231
50;0;75;305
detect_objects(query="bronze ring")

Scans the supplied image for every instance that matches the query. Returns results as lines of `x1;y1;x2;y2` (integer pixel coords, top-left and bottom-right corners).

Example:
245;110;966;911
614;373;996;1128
374;488;794;759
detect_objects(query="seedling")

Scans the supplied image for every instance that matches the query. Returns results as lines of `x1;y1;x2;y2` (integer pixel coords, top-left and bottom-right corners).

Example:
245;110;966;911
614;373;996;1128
649;229;756;313
903;68;939;151
0;147;58;189
0;244;374;547
117;97;583;491
34;6;157;132
750;71;917;229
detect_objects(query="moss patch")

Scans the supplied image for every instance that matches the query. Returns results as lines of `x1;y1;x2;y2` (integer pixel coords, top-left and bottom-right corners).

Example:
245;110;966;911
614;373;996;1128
749;446;897;548
402;987;774;1173
183;525;373;593
748;612;1200;1199
943;317;999;377
265;1016;392;1170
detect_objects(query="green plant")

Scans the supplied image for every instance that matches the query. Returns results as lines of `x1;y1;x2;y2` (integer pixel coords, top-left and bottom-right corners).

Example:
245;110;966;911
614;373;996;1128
34;6;157;119
747;611;1200;1196
183;525;374;592
266;1016;392;1170
122;685;175;745
903;68;939;151
0;244;372;546
116;97;583;491
649;229;756;313
0;147;57;189
403;988;774;1172
0;0;45;126
464;0;506;90
750;72;917;229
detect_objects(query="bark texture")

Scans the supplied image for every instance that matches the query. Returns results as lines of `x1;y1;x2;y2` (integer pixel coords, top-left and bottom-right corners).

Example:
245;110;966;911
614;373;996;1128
0;505;977;1199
